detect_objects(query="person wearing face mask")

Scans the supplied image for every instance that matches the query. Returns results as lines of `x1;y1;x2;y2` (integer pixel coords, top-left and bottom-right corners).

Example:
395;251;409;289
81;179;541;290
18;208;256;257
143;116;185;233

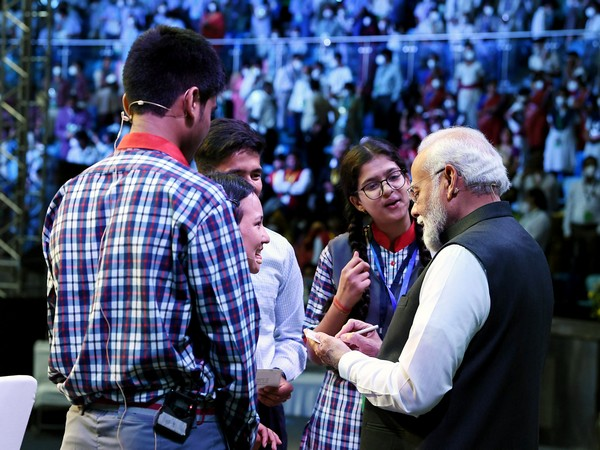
453;42;484;129
544;87;579;176
583;95;600;162
422;77;446;113
420;53;445;105
200;1;226;41
274;54;304;133
518;187;552;251
473;3;502;77
584;2;600;39
371;49;402;143
563;155;600;300
68;60;90;103
524;76;551;158
313;4;337;37
327;52;354;102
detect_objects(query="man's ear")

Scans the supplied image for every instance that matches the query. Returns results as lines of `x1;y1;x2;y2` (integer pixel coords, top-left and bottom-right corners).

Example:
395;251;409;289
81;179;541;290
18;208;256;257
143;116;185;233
122;93;131;118
183;87;200;119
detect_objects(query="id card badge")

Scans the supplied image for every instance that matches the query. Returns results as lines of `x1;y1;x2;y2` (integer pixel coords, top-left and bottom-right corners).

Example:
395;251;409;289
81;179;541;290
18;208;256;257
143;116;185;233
154;390;197;443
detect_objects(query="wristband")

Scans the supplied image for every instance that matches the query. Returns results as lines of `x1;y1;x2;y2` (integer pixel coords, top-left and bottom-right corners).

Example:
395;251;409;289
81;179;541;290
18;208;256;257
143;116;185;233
333;295;351;315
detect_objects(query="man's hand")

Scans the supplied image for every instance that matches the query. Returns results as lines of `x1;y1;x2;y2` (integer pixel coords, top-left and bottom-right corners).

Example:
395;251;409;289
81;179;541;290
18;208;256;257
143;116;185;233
337;319;383;357
258;377;293;407
305;331;352;369
253;423;282;450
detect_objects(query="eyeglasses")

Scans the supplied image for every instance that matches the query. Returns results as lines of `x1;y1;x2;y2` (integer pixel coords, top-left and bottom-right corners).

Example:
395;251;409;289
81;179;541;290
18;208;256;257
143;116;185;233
358;170;407;200
406;168;445;203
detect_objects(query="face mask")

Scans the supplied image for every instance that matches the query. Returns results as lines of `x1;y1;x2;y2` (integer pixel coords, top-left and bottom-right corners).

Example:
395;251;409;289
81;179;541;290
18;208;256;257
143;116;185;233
567;80;578;92
378;21;387;31
311;69;321;79
534;80;544;90
586;6;596;18
431;79;441;89
52;66;61;77
584;166;597;177
444;98;455;109
323;9;333;18
375;54;386;66
463;50;475;61
427;59;436;69
68;65;78;77
208;3;217;12
555;96;565;107
484;5;493;15
363;16;372;27
157;4;167;14
292;60;302;70
255;6;267;18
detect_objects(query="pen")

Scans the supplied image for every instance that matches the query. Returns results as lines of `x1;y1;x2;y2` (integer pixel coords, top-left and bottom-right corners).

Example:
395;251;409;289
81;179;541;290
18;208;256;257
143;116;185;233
354;324;379;335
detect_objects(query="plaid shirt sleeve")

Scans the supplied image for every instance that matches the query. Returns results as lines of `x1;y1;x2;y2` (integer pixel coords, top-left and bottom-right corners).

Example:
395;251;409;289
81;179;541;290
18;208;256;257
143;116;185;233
187;197;260;449
304;243;337;329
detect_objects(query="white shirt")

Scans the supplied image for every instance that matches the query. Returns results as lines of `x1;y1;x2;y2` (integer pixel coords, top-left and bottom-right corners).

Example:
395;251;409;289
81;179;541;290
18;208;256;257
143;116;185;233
563;177;600;236
252;228;307;381
519;209;552;250
327;65;353;97
338;245;490;416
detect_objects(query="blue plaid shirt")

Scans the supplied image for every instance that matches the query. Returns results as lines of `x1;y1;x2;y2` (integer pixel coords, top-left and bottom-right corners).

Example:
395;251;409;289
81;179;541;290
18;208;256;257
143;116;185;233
42;133;260;448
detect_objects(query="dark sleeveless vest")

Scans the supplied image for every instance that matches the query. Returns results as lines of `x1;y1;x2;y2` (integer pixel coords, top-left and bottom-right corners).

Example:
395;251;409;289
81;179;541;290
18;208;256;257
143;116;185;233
360;202;554;450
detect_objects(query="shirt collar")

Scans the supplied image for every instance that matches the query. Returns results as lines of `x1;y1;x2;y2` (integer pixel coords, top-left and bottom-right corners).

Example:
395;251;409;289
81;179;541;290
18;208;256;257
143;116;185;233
116;132;189;167
371;221;416;252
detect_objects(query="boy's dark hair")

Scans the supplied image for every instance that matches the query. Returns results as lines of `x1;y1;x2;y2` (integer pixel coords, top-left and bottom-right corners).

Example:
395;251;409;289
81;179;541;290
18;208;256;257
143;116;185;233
122;26;225;116
195;118;265;171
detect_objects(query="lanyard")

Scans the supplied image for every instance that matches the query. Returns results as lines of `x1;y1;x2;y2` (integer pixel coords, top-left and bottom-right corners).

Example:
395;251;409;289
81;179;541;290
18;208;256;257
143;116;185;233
370;240;418;310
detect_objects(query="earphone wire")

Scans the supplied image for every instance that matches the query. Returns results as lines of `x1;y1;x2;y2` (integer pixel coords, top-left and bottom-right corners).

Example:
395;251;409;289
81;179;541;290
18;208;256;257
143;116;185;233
99;304;127;450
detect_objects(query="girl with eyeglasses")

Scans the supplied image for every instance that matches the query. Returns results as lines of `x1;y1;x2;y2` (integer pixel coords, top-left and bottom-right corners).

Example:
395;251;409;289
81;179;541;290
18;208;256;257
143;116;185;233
300;136;430;450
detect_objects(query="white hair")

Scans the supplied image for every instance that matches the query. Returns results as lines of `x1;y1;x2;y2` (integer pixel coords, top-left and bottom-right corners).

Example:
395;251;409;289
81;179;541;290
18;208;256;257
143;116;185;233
418;127;511;196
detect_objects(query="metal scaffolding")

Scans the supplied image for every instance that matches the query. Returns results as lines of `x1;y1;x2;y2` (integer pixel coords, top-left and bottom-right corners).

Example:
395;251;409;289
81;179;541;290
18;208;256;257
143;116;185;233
0;0;52;297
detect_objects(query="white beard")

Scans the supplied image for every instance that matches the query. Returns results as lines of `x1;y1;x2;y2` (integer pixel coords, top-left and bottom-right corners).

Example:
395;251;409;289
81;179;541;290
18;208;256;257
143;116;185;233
418;181;447;253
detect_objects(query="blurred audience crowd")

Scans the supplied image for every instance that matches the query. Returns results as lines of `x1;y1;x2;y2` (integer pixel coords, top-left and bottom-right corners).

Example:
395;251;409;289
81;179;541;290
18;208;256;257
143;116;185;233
2;0;600;310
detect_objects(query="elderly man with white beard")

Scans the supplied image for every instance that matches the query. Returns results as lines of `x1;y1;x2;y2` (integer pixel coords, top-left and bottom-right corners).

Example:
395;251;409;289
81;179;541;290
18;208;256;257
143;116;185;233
305;126;554;450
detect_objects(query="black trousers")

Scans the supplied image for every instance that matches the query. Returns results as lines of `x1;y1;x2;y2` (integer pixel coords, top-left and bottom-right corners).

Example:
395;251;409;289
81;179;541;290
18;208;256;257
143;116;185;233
257;402;287;450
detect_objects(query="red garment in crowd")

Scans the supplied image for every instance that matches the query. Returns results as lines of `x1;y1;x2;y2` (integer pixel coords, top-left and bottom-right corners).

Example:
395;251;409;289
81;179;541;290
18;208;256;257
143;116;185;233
477;92;505;146
524;89;550;151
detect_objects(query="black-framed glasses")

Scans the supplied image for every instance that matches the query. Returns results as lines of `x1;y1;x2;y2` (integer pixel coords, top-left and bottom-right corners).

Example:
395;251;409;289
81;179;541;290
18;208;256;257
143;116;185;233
406;168;445;203
358;170;407;200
